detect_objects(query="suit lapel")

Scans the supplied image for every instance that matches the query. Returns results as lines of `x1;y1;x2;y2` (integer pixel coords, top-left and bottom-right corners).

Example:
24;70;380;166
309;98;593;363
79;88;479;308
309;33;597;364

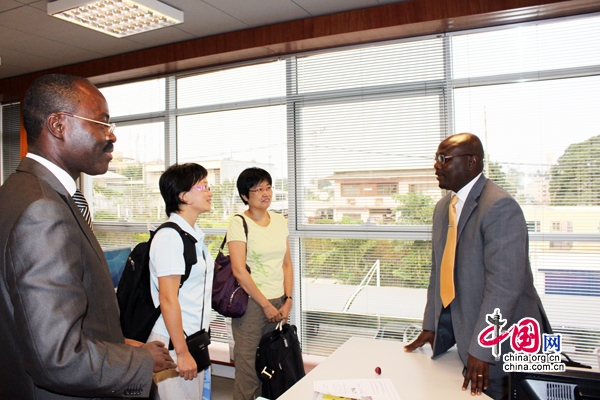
456;175;487;241
18;158;106;265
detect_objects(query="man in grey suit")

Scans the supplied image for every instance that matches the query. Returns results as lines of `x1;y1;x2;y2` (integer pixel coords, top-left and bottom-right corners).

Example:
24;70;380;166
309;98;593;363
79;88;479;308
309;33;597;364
405;133;551;400
0;74;176;399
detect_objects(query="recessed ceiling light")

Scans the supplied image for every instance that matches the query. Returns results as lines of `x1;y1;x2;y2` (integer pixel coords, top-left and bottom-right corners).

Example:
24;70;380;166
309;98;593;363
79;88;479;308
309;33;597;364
48;0;184;38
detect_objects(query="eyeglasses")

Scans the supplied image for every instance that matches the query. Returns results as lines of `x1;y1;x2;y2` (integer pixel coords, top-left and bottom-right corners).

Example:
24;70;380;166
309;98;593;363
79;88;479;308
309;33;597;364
249;186;273;194
434;154;473;165
191;185;211;192
57;112;116;135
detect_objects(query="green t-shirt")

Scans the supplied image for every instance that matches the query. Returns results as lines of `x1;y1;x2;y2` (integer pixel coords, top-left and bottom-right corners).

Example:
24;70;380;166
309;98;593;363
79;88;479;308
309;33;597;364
226;211;289;299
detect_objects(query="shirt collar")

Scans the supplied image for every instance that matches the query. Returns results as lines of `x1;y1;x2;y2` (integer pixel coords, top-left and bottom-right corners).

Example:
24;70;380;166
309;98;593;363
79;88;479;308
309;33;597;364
168;212;205;243
453;172;483;204
26;153;77;196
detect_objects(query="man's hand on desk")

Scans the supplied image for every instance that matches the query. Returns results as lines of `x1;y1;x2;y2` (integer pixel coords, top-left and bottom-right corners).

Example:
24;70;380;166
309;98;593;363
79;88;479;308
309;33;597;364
403;330;434;352
405;331;490;396
462;354;489;396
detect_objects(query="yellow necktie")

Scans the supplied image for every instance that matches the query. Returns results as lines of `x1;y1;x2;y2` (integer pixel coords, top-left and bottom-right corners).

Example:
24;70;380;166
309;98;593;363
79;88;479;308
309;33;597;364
440;195;458;308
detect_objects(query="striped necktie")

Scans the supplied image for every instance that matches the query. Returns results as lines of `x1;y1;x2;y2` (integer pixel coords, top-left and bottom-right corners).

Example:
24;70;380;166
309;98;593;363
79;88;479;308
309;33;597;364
440;194;458;308
72;189;93;231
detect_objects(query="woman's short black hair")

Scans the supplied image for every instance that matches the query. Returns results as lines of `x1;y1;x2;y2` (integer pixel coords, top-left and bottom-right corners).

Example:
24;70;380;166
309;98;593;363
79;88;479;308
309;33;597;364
159;163;208;216
236;167;272;205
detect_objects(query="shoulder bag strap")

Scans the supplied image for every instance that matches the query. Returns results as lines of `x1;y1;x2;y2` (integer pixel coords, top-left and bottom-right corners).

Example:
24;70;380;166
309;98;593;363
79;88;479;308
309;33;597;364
218;213;249;251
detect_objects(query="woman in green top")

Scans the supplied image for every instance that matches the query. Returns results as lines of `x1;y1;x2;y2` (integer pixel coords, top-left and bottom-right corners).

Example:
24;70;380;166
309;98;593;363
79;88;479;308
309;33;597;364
226;167;294;400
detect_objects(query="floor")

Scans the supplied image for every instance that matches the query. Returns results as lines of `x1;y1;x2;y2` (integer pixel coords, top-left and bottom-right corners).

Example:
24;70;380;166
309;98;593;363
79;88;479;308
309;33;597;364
212;375;234;400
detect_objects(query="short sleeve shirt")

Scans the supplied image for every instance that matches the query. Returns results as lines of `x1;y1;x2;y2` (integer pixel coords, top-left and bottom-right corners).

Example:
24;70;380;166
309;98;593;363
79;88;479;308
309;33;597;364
226;211;288;299
149;213;214;338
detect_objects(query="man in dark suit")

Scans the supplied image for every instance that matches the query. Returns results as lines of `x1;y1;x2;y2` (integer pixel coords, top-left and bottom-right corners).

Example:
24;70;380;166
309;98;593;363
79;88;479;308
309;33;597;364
0;74;175;400
405;133;551;400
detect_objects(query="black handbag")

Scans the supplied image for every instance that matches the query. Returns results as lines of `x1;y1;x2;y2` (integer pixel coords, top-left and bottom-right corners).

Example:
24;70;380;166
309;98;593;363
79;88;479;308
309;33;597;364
256;322;305;399
186;328;211;372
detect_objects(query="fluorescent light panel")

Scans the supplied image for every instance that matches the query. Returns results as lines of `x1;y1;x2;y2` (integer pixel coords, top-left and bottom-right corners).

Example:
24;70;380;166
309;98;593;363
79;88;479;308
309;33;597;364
48;0;184;38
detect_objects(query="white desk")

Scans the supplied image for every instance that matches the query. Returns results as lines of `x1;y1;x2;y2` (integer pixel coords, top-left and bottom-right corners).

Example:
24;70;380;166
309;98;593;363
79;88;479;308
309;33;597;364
280;337;491;400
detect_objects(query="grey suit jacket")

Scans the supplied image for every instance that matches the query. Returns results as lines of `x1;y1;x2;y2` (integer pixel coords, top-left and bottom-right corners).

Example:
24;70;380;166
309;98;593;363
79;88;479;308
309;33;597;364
423;175;551;378
0;157;153;400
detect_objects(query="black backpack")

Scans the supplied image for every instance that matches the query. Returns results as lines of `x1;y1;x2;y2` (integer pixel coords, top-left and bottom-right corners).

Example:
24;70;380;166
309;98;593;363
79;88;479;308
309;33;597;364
116;222;197;342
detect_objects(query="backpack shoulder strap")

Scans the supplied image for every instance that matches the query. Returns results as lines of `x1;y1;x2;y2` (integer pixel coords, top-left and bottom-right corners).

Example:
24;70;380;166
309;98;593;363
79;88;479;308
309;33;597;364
155;222;198;286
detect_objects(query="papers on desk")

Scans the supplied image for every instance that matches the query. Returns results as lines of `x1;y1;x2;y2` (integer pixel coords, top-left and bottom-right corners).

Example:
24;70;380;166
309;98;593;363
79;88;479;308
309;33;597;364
314;379;401;400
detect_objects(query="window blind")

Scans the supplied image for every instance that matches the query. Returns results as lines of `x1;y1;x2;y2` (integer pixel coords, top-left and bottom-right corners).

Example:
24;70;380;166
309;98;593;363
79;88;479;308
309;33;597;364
91;79;167;248
1;103;21;183
176;60;287;228
177;61;285;108
292;37;447;355
294;38;446;228
300;238;430;356
101;79;166;118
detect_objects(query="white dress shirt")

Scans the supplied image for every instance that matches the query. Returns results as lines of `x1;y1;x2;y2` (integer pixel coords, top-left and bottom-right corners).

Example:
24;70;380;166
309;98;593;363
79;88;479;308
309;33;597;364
452;172;483;223
26;153;76;196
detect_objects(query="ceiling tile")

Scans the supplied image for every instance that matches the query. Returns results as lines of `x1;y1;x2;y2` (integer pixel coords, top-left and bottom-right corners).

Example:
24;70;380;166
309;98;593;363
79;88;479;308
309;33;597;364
0;25;102;67
124;25;195;47
26;0;50;11
292;0;378;16
0;47;52;79
0;0;24;12
164;0;247;37
203;0;309;27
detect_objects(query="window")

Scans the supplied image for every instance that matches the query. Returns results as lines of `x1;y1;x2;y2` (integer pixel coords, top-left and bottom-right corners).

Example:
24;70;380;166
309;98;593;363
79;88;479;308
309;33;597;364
340;183;398;197
177;105;287;227
102;79;166;117
1;103;21;183
95;14;600;366
527;221;541;232
341;184;361;197
376;184;398;196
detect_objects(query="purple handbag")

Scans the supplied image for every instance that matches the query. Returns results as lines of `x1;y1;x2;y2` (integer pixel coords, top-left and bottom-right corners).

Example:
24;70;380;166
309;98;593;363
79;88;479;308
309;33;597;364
212;215;251;318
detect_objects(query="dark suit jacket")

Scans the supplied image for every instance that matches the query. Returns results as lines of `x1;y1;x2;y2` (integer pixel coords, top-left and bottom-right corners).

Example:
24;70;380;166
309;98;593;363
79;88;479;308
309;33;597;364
0;157;153;399
423;175;551;378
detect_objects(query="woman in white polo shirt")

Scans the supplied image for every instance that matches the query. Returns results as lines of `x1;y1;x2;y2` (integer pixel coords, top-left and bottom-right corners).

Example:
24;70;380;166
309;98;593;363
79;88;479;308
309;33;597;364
148;163;214;399
227;167;294;400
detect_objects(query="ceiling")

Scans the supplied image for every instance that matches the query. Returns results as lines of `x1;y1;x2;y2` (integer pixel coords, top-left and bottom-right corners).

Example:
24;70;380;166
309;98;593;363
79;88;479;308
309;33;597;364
0;0;402;80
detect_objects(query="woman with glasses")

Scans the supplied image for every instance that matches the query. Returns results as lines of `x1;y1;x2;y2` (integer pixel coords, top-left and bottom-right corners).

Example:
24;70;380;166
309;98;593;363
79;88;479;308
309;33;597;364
227;167;294;400
148;163;214;399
